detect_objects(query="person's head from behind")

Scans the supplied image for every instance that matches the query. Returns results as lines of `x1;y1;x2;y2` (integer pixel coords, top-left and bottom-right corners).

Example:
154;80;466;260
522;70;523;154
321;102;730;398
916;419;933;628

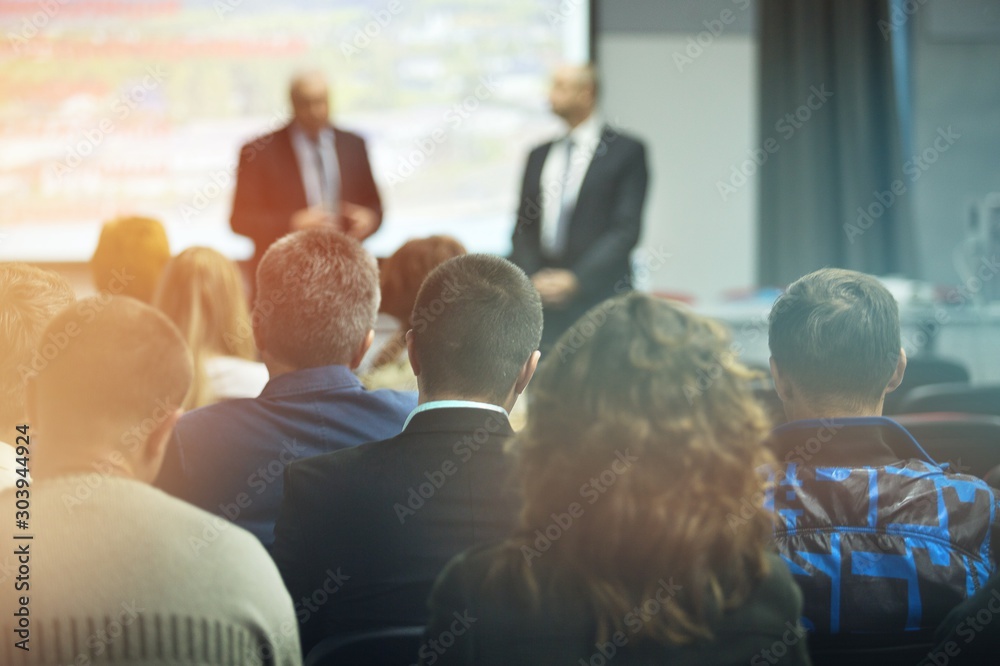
549;62;598;127
0;264;75;433
91;215;171;303
289;69;330;140
380;235;467;324
511;293;773;645
253;228;378;373
768;268;905;420
406;255;542;411
27;297;192;484
154;247;257;409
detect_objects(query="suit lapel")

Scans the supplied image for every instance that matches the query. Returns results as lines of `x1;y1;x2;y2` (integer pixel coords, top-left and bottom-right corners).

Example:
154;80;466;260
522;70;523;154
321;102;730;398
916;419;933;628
276;124;309;210
573;124;611;212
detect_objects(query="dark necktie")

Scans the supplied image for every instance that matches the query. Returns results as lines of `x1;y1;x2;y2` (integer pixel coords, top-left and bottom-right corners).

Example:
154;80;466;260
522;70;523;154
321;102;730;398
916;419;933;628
313;138;334;211
551;138;576;257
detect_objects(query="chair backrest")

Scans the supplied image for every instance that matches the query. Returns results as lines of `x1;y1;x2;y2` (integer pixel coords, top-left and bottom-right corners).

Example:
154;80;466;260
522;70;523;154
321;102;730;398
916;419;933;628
305;626;425;666
894;413;1000;479
808;636;936;666
896;383;1000;417
883;356;970;415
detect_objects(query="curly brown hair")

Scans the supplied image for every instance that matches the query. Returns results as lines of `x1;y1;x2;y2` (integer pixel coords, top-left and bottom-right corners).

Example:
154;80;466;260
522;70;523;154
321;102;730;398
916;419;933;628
495;292;775;645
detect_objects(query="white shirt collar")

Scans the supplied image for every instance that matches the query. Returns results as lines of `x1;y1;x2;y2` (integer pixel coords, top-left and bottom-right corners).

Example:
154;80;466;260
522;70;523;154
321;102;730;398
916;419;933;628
565;113;603;149
402;400;508;431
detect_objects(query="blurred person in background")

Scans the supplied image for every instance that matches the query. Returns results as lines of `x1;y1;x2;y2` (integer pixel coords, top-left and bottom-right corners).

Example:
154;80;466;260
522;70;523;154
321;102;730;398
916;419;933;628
154;246;268;409
0;263;74;491
361;235;466;391
421;293;809;665
91;215;171;303
230;70;383;273
510;63;649;350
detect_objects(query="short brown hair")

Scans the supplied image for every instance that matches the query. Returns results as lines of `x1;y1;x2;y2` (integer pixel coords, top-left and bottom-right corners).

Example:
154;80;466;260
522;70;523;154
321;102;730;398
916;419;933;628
768;268;901;407
380;236;466;322
254;229;379;369
33;296;192;456
411;254;542;403
0;264;75;427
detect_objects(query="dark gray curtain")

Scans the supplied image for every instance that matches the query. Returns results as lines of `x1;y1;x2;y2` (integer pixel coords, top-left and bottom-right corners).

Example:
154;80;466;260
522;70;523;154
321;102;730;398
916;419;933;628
757;0;919;286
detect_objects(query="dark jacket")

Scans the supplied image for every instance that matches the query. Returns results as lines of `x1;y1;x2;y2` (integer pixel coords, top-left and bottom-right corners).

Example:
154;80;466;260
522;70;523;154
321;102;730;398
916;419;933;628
230;122;383;264
766;417;999;636
271;406;521;654
422;548;810;665
510;125;648;343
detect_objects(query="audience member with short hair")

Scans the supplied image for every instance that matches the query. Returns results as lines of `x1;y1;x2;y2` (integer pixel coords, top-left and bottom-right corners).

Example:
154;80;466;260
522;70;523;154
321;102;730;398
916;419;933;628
0;263;74;491
91;215;171;303
154;246;268;409
273;254;541;655
0;296;300;665
766;268;999;637
421;293;809;665
361;234;466;390
157;229;416;547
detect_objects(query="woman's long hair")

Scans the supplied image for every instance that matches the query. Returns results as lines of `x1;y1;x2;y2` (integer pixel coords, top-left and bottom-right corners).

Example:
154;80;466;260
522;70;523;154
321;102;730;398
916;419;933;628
153;247;257;409
495;292;774;645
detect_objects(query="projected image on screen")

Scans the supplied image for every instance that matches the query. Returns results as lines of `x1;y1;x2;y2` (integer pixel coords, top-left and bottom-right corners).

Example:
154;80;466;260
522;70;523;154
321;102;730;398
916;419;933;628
0;0;589;259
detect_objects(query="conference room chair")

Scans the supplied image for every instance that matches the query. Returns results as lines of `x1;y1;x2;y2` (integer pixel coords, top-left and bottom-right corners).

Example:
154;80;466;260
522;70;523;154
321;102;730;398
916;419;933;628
894;413;1000;480
896;383;1000;418
304;627;425;666
883;356;970;415
807;633;936;666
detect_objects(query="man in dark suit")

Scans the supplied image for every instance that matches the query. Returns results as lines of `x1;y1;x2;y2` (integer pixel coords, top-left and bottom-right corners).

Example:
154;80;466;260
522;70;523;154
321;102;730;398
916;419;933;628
510;63;649;348
230;70;383;268
271;254;542;655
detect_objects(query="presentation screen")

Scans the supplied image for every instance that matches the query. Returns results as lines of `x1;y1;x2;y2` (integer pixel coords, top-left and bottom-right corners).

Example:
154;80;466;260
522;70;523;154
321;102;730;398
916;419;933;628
0;0;591;260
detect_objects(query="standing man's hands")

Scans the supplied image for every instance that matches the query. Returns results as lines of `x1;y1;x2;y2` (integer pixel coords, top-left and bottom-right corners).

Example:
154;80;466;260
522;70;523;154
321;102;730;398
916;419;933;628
340;202;380;240
532;268;579;307
290;203;379;241
290;206;336;231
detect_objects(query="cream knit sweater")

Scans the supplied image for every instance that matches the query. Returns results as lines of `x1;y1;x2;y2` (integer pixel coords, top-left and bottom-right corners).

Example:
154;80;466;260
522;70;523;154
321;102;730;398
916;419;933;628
0;475;301;665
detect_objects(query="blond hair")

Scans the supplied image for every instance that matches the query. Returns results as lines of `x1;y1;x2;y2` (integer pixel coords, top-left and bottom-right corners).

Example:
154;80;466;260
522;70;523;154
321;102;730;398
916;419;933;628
154;247;257;409
91;216;171;303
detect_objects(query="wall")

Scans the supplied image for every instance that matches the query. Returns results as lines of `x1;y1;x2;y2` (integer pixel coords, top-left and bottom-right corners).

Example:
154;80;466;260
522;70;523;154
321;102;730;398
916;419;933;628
910;0;1000;287
597;0;759;303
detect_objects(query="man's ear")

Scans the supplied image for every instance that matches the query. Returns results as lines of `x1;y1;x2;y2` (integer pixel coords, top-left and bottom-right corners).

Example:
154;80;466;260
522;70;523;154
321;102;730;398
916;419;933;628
885;347;907;394
140;408;182;484
349;329;376;370
251;306;266;354
769;356;792;404
514;350;541;397
405;329;421;377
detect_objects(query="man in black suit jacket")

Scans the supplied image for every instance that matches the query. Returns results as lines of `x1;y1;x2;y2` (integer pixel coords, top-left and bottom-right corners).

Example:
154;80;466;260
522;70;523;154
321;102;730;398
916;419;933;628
230;70;383;268
271;254;543;655
511;63;649;348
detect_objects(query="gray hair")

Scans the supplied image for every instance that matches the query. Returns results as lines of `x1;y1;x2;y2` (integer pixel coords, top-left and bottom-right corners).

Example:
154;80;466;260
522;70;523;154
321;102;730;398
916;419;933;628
254;229;379;369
